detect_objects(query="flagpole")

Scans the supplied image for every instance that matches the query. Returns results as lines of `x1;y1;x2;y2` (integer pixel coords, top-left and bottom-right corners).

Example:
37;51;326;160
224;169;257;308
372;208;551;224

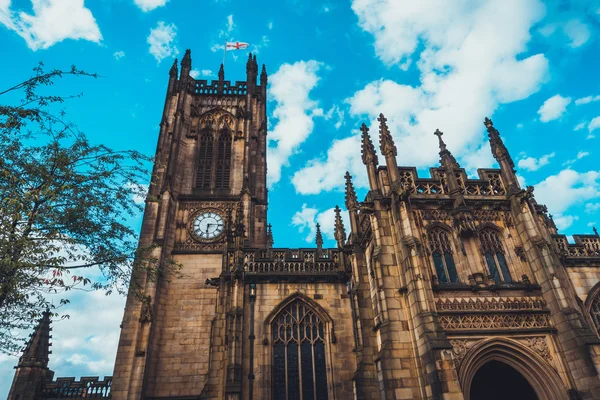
222;40;227;67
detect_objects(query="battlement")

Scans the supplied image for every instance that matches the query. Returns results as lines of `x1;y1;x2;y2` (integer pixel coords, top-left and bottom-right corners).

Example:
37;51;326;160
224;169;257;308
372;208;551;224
188;79;250;96
41;376;111;399
389;166;506;197
553;234;600;259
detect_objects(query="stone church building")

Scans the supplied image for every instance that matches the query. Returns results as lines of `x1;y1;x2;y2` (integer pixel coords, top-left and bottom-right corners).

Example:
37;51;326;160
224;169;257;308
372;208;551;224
9;51;600;399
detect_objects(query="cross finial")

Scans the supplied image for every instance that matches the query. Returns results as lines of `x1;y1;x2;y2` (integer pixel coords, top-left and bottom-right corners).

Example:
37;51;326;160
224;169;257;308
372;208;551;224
377;113;387;125
360;123;369;135
434;128;443;138
315;223;323;249
484;117;493;128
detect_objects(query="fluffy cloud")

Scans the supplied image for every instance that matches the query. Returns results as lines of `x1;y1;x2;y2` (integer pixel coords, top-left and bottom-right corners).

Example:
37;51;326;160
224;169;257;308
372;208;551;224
190;69;214;79
540;19;592;48
134;0;169;12
534;169;600;229
563;151;589;166
293;0;549;194
147;21;179;63
574;122;587;131
537;94;571;122
589;116;600;134
291;204;349;243
113;50;125;60
574;95;600;105
267;60;323;187
517;152;555;171
0;0;102;50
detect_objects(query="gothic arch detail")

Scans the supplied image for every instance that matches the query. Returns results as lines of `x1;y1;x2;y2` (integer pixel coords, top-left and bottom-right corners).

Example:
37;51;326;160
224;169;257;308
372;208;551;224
458;338;568;400
426;227;459;283
194;109;235;189
479;228;512;283
267;294;331;400
584;281;600;337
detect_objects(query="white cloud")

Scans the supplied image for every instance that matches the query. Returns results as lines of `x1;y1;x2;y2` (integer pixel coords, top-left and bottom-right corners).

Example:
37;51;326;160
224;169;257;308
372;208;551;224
574;121;587;131
291;204;349;244
190;69;214;79
537;94;571;122
563;19;591;48
574;95;600;105
134;0;169;12
460;141;497;177
585;203;600;214
589;117;600;134
534;169;600;230
267;60;323;187
293;0;549;194
147;21;178;63
517;152;555;171
251;35;270;54
563;151;590;166
113;50;125;60
0;0;102;50
268;21;273;30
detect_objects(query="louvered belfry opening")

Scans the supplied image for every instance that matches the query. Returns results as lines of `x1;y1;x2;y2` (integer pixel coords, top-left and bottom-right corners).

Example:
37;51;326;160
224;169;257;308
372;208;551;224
272;300;328;400
480;229;512;283
215;128;232;189
196;129;213;189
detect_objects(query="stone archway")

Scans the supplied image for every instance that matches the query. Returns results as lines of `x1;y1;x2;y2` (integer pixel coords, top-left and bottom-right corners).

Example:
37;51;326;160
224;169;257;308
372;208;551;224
459;338;568;400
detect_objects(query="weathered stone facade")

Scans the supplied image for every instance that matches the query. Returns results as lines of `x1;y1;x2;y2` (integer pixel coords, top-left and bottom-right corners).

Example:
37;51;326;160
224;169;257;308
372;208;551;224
9;51;600;400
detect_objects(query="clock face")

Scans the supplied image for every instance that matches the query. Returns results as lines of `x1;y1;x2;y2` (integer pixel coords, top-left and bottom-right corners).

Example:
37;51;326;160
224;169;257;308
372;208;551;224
193;211;224;240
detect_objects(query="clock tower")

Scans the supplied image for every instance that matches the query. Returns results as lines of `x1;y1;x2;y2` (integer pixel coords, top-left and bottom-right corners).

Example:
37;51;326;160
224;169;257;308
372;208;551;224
111;50;269;399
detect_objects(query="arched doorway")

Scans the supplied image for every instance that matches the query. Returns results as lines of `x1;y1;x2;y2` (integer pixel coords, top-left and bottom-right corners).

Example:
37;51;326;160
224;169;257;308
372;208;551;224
470;360;538;400
458;338;568;400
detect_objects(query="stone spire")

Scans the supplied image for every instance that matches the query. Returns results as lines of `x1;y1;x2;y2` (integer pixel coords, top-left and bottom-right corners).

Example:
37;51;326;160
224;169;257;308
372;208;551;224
169;58;178;77
180;49;192;78
18;309;52;368
267;223;274;248
360;123;379;190
434;129;460;170
378;113;399;183
361;123;378;166
315;223;323;252
334;205;347;248
218;63;225;82
260;64;267;86
344;171;358;211
484;117;520;194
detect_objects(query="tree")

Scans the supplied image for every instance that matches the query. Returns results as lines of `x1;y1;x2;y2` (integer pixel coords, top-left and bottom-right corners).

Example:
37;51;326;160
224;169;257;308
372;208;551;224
0;63;177;354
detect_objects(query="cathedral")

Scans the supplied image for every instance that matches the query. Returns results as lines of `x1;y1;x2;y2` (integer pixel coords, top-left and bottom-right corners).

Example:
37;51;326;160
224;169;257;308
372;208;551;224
9;50;600;400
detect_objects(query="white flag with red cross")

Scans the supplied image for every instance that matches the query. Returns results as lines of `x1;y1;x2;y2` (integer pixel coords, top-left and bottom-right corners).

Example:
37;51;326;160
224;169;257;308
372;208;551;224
226;41;249;50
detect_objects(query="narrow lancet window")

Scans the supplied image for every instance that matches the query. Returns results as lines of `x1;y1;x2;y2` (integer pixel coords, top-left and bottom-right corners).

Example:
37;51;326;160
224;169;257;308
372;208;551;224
272;300;328;400
480;228;512;283
196;129;213;188
428;228;459;283
590;293;600;337
215;129;232;189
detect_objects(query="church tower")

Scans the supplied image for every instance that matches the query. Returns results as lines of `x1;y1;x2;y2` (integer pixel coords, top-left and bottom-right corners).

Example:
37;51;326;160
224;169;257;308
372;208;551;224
111;50;269;399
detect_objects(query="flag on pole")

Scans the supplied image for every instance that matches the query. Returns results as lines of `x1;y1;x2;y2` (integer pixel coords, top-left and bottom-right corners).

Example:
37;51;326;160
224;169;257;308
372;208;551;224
226;41;249;50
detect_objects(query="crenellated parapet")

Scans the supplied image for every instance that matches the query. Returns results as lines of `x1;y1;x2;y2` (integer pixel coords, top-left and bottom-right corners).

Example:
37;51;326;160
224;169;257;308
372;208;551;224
189;79;249;96
553;234;600;262
41;376;112;399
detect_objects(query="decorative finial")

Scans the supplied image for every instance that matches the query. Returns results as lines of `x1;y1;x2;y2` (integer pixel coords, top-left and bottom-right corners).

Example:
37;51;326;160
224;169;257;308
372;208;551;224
434;129;460;169
17;309;52;368
334;205;346;246
218;63;224;82
315;223;323;249
169;58;178;76
267;223;274;247
378;113;397;157
181;49;192;68
360;123;378;166
484;117;514;169
260;64;267;85
344;172;358;211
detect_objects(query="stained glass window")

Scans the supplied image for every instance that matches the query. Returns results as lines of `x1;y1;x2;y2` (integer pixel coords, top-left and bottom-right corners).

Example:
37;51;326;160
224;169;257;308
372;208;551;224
428;228;459;283
480;229;512;283
272;300;328;400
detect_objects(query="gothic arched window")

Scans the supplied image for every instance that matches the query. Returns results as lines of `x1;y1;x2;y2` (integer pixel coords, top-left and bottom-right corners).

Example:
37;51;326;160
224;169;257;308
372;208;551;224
428;228;459;283
480;229;512;283
215;129;232;189
195;129;213;188
591;294;600;337
272;300;328;400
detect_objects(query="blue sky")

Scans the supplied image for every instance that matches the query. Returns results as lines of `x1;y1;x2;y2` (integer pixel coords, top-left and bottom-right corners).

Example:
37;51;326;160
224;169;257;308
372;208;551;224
1;0;600;395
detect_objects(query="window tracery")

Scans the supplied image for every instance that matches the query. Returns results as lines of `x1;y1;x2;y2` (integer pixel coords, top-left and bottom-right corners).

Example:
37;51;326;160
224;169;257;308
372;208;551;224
480;229;512;283
195;129;213;188
428;228;459;283
590;293;600;337
215;129;232;189
272;300;328;400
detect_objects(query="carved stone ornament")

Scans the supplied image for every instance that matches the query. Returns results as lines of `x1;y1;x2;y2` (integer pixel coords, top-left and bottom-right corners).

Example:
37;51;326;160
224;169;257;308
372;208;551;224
515;246;527;262
449;339;480;368
520;336;553;364
139;296;152;323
